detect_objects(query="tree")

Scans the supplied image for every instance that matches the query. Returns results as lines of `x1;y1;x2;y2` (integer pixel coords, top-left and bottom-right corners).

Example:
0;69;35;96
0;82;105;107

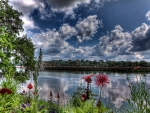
15;35;36;70
0;0;23;35
38;48;43;71
0;0;36;82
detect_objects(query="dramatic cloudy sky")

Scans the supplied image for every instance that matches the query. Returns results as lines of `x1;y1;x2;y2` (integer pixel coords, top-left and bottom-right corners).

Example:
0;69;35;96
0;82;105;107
9;0;150;61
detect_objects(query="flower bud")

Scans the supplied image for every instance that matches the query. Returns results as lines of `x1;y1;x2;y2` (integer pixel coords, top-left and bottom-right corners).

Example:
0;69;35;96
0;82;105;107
0;86;2;90
23;90;26;94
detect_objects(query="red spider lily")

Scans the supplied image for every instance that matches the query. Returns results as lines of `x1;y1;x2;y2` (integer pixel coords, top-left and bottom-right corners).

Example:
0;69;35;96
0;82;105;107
81;74;94;83
27;83;33;89
0;88;12;95
81;94;87;101
95;74;109;87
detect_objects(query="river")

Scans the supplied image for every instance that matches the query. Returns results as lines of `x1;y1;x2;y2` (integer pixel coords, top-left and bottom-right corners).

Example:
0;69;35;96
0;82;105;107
13;70;150;110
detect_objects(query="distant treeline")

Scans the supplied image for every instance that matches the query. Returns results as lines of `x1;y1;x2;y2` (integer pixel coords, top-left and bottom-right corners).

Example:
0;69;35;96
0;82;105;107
43;60;150;72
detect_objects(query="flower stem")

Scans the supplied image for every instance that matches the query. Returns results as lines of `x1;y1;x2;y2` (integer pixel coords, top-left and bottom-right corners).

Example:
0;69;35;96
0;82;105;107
86;83;90;99
29;89;30;103
99;86;101;100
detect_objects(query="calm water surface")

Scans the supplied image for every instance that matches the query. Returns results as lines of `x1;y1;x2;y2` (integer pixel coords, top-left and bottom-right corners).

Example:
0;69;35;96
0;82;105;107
21;71;150;108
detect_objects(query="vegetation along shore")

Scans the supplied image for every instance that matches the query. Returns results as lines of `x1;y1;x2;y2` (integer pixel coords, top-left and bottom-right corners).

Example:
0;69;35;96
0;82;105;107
43;60;150;72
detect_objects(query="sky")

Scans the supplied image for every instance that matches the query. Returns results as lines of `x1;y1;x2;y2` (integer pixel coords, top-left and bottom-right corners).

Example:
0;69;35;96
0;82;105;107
9;0;150;61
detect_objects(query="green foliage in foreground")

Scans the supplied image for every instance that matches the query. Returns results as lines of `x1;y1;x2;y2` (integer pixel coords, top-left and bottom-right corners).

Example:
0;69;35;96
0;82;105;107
0;76;22;112
59;100;109;113
119;75;150;113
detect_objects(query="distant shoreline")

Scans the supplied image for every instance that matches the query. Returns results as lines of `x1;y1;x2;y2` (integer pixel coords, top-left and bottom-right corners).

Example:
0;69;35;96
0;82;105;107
43;66;150;72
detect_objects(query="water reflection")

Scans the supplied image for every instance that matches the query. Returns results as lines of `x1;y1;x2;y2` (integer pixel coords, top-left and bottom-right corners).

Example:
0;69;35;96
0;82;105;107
18;71;150;108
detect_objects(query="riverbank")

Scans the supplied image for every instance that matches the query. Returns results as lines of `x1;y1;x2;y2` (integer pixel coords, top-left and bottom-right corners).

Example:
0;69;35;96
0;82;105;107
44;66;150;72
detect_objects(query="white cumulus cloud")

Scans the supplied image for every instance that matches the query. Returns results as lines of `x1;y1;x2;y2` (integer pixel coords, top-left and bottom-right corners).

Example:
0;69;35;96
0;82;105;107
92;25;132;58
9;0;41;32
21;16;39;30
59;24;77;40
46;0;91;15
32;24;77;60
145;11;150;22
76;15;102;43
9;0;38;15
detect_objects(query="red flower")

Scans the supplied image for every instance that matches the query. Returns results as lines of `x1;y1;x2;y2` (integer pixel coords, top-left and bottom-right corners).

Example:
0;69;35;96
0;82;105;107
27;83;33;89
0;88;12;95
133;66;140;70
81;74;94;83
81;94;87;101
95;74;109;87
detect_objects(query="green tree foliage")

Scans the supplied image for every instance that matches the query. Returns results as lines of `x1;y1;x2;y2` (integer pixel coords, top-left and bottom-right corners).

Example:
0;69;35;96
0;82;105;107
15;35;36;72
0;0;36;82
0;0;23;34
38;48;43;71
0;27;15;76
